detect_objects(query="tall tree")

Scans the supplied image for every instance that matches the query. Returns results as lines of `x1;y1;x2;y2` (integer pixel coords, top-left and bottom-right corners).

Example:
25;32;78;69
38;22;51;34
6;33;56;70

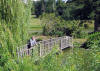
53;0;56;12
45;0;56;13
94;0;100;31
56;0;64;16
41;0;45;13
34;1;42;17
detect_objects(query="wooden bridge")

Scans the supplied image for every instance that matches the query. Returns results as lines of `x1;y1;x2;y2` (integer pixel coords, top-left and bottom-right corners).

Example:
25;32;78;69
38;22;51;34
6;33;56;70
16;36;73;58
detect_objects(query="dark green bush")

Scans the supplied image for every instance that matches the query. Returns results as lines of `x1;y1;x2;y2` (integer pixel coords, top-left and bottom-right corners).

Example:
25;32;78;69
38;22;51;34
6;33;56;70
83;32;100;49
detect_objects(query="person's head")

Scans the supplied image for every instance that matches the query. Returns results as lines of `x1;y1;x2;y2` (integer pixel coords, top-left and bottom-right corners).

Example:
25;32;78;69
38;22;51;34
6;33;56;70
32;36;35;40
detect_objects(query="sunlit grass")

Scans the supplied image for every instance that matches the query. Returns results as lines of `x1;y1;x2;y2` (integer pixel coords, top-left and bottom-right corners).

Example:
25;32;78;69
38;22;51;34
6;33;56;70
28;16;43;37
29;16;42;31
73;38;87;43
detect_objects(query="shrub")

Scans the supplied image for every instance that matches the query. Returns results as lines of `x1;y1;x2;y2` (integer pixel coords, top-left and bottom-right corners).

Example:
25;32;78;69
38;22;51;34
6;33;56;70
41;14;92;38
83;32;100;49
41;13;86;37
41;13;64;36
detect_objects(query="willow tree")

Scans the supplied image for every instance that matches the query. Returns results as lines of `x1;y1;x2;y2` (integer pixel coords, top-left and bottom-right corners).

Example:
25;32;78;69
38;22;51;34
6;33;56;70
0;0;31;55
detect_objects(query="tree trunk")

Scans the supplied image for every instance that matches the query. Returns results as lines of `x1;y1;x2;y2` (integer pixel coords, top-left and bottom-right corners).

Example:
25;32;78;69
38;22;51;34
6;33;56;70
94;10;100;31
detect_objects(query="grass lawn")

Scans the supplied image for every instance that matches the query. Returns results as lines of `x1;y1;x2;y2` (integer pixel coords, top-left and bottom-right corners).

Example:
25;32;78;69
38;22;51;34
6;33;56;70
28;16;43;37
73;38;87;43
29;16;42;31
82;20;94;33
28;16;51;40
73;38;87;48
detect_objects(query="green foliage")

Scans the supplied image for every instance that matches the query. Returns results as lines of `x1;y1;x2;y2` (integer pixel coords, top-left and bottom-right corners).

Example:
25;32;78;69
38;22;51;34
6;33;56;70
0;0;99;71
0;48;10;67
0;57;38;71
0;0;31;67
31;2;35;15
32;0;99;20
56;2;80;20
41;13;64;36
0;46;100;71
63;48;100;71
41;14;90;38
45;0;56;13
39;47;61;71
65;0;99;20
84;32;100;49
33;1;42;17
32;0;56;17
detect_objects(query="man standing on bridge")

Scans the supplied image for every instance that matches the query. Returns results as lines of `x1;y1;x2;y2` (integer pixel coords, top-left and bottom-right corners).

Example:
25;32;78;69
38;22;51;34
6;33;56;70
27;36;37;55
27;36;37;49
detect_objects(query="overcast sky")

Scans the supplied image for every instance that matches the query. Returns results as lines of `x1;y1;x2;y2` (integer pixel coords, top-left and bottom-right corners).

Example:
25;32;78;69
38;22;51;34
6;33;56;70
63;0;67;1
33;0;68;1
62;0;68;1
23;0;68;4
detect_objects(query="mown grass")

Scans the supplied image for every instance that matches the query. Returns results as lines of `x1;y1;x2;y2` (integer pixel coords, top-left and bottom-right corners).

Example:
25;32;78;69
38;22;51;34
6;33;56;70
29;17;42;31
28;16;43;37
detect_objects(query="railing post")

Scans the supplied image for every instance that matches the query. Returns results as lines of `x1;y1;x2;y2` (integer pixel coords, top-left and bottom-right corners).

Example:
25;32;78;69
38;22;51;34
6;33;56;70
50;38;52;50
17;47;19;59
40;42;42;56
71;36;73;48
60;38;62;50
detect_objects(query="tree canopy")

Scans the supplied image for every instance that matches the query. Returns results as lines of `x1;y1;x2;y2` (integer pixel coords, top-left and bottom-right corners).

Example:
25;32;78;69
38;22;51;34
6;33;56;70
32;0;100;20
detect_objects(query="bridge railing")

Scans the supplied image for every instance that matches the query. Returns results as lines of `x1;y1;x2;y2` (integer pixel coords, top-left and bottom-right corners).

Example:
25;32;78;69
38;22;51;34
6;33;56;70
16;36;73;58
